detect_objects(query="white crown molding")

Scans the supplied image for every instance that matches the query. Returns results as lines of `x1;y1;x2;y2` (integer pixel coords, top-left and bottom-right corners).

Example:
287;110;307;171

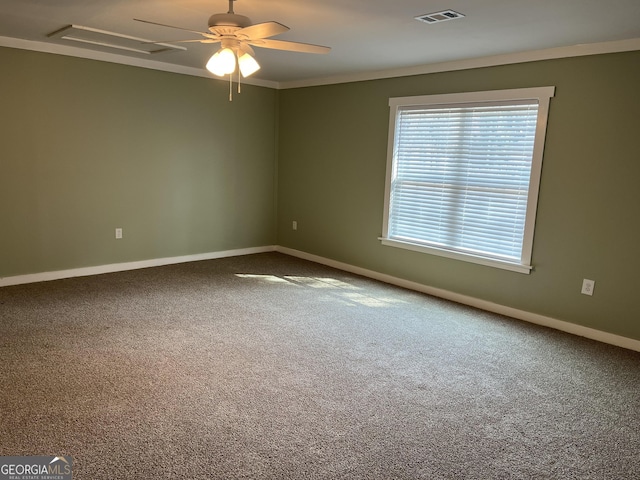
0;246;276;288
0;35;279;89
275;246;640;353
2;34;639;91
277;37;640;89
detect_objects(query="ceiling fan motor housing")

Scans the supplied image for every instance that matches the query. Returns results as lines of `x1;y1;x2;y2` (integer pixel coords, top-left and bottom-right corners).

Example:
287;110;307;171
208;13;251;30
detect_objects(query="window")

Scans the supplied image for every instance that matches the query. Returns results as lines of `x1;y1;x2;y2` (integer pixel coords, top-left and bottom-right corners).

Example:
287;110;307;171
381;87;555;274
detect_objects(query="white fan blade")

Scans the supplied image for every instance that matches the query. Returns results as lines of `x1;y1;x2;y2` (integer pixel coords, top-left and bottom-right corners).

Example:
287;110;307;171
141;39;211;44
134;18;216;38
249;39;330;54
238;43;256;57
236;21;289;40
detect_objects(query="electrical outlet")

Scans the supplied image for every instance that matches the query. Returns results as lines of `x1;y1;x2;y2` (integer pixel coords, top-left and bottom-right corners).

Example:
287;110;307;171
115;228;123;239
292;221;297;231
581;279;595;296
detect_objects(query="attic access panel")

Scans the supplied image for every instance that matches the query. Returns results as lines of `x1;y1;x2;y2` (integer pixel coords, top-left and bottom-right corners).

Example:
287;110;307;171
48;25;187;55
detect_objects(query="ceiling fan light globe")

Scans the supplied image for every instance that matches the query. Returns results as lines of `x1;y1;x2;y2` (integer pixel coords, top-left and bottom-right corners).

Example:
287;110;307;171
218;48;237;74
238;53;260;77
206;48;236;76
206;51;226;76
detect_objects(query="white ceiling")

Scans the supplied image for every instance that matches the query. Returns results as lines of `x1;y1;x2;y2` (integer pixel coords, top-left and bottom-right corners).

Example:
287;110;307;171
1;0;640;87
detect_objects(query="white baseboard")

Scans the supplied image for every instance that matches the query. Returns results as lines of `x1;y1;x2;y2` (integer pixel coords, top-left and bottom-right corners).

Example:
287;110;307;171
3;244;638;352
0;245;276;288
275;246;640;353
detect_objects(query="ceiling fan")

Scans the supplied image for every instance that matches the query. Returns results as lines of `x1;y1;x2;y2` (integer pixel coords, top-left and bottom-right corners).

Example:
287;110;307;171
135;0;330;98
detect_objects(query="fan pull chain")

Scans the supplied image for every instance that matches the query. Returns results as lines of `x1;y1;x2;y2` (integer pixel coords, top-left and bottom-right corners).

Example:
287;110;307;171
229;74;233;101
238;67;242;94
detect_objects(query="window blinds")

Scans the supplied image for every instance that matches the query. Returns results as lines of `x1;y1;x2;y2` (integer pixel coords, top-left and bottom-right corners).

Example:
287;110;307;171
388;101;539;262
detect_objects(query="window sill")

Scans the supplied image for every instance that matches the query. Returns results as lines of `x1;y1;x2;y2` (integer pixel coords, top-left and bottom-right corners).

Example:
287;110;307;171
379;237;532;274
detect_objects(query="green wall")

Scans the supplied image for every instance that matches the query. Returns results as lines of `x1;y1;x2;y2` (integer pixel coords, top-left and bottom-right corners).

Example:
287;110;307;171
0;47;277;277
2;45;639;342
277;51;640;340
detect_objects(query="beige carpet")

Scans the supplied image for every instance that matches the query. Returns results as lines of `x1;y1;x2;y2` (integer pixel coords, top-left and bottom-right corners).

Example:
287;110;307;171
1;252;639;479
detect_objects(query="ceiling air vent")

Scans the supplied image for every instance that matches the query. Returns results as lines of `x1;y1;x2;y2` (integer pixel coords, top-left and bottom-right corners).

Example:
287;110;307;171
415;10;465;24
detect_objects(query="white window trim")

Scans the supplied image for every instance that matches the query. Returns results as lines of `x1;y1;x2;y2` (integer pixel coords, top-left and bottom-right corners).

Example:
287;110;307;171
381;86;555;274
